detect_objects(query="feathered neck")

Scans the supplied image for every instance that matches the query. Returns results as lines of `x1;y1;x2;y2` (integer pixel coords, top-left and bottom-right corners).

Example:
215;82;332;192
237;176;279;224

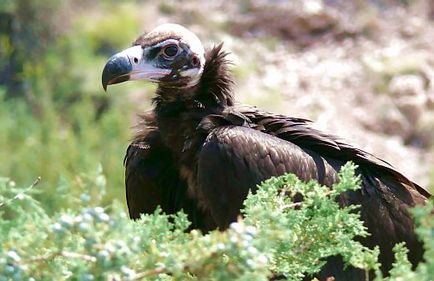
153;43;234;110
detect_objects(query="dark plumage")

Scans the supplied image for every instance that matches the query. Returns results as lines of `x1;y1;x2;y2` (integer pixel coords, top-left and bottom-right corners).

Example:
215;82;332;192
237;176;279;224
102;24;430;279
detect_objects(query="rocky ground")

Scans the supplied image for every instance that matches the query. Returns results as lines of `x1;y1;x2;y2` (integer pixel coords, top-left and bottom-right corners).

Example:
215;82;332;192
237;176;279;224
132;0;434;188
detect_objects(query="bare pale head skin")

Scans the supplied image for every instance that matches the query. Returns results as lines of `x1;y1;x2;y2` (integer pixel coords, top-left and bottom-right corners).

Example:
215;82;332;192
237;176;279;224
102;23;206;90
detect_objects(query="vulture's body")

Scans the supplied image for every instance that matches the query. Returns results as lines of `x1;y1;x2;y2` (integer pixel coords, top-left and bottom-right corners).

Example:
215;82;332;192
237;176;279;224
102;24;430;280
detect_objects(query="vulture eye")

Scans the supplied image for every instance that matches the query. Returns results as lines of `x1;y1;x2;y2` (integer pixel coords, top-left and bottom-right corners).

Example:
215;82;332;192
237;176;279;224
162;44;179;59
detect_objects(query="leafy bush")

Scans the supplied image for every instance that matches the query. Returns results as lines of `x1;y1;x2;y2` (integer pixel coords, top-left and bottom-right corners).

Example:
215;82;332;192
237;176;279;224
0;1;151;212
0;88;131;213
1;163;432;280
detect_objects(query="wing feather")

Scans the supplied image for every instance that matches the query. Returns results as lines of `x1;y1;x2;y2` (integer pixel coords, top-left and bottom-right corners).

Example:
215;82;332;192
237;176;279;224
236;105;430;199
124;124;216;231
196;124;425;274
197;126;340;229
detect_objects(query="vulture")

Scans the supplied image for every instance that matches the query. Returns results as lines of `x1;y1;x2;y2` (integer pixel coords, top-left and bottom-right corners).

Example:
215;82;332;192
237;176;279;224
102;24;430;279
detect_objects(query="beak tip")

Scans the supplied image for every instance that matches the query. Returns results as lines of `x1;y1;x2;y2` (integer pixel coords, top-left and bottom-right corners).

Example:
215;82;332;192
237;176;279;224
101;53;133;92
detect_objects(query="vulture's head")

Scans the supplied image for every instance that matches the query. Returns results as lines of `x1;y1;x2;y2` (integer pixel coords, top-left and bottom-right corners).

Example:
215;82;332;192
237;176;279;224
102;23;205;91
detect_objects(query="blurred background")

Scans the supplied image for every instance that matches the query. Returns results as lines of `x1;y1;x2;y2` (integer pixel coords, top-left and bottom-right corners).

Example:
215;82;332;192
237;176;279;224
1;0;433;213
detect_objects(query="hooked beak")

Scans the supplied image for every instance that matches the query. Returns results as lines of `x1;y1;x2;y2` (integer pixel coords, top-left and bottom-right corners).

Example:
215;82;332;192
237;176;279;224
101;45;171;91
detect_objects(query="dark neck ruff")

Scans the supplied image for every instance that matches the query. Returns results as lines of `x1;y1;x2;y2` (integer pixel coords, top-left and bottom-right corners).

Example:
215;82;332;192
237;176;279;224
154;43;234;115
152;43;234;156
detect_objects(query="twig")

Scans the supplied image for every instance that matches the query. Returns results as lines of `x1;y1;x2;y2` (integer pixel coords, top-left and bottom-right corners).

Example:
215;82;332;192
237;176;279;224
29;251;96;263
61;251;97;262
130;267;167;280
323;190;334;197
282;202;303;209
29;252;57;263
0;176;41;208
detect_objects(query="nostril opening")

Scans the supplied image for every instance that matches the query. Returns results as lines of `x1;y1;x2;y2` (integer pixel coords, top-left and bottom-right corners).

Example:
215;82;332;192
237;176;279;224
191;56;200;67
133;57;139;64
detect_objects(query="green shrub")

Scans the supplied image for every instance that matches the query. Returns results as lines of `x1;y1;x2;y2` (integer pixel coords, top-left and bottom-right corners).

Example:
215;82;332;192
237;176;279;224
1;163;432;280
0;0;151;213
0;87;131;213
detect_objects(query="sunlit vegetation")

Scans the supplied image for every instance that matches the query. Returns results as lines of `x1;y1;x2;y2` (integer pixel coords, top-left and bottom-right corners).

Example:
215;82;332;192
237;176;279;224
0;1;432;280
